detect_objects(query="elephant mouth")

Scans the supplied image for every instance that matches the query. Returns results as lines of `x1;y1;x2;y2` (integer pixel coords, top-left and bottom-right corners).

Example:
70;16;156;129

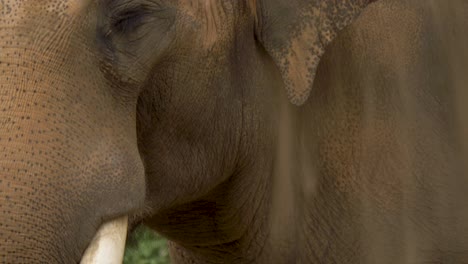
80;216;129;264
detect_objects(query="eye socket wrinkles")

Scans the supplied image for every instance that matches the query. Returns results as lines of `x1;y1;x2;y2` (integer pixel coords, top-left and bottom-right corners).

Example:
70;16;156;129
96;0;177;88
104;0;170;36
110;7;150;34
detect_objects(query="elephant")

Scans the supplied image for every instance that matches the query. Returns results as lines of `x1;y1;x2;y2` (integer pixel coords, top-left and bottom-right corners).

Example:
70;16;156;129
1;0;468;263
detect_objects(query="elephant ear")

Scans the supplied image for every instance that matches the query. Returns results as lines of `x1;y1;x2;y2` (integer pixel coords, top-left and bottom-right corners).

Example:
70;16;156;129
255;0;376;105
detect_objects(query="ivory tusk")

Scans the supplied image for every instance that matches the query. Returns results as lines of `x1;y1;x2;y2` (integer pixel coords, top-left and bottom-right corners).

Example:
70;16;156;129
81;216;128;264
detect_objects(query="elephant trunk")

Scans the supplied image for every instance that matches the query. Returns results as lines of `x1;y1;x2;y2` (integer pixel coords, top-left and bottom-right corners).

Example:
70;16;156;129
0;80;132;262
0;51;145;262
0;73;90;262
0;5;146;262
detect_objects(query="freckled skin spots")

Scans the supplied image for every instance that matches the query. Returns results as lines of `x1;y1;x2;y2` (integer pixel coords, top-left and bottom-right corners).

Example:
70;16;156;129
1;0;467;263
256;0;375;105
0;0;145;262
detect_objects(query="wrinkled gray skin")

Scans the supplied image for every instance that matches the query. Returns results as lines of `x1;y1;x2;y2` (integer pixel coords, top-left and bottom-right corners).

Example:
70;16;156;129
1;0;468;263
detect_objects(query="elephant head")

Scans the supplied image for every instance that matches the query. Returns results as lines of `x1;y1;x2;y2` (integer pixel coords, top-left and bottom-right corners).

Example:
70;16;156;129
0;0;377;262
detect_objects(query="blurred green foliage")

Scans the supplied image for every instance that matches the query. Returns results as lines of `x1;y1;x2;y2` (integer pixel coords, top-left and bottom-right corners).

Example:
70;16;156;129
124;225;170;264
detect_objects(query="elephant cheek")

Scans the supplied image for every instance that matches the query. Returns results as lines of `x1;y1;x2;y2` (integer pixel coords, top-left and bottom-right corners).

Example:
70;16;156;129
82;145;147;215
79;150;145;263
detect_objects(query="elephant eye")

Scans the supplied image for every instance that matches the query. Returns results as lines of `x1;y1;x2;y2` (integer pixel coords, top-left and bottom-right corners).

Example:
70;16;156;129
110;7;150;35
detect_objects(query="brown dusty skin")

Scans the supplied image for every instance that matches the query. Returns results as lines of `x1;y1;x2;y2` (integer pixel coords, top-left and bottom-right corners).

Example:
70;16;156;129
0;1;145;262
263;0;468;263
0;0;467;263
270;1;468;262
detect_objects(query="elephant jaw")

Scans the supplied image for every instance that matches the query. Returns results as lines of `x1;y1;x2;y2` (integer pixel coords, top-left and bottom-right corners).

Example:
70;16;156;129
81;216;128;264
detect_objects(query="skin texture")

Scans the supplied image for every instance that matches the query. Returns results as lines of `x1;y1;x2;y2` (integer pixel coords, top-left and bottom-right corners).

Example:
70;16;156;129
1;0;468;263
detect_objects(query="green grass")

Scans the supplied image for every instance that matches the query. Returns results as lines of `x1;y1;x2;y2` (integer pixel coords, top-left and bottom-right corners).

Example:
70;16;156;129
124;226;170;264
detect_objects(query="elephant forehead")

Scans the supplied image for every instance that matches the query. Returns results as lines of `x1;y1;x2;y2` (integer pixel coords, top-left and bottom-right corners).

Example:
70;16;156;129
0;0;95;34
176;0;254;48
0;0;92;22
177;0;228;48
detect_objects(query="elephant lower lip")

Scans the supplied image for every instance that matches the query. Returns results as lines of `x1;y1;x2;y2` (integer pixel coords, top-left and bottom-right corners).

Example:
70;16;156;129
80;216;129;264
